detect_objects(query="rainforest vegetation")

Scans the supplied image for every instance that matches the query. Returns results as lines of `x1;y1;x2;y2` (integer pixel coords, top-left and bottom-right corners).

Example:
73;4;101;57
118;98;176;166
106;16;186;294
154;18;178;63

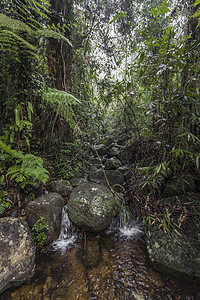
0;0;200;233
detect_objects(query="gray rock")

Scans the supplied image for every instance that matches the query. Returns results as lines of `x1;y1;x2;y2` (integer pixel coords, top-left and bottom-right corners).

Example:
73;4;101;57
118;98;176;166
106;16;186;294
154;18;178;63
94;144;107;156
88;169;124;187
68;182;118;233
0;217;35;293
146;226;200;282
117;165;129;174
105;158;122;170
70;177;88;188
47;180;73;198
165;176;195;197
25;193;64;244
106;147;120;158
118;145;132;163
90;157;101;165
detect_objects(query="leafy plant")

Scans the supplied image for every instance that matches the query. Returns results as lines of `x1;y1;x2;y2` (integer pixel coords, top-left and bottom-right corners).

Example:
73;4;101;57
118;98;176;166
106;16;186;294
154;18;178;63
0;191;12;215
31;217;49;247
42;88;81;130
0;140;49;188
56;142;83;180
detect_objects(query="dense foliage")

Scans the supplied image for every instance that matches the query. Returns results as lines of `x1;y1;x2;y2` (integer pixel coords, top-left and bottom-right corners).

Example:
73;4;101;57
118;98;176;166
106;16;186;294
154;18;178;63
0;0;200;233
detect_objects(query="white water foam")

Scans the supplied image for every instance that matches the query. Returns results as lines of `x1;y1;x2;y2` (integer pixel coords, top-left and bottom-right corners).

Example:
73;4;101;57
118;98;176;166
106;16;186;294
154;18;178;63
51;206;77;254
119;208;143;239
106;208;143;239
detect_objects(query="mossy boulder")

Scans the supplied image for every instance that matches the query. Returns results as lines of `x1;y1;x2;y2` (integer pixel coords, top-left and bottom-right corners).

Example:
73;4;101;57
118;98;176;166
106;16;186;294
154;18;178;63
146;226;200;282
164;175;195;197
68;182;118;233
47;180;73;198
88;169;124;187
94;144;107;156
105;158;122;170
0;217;35;293
70;178;88;188
25;193;64;244
118;145;133;164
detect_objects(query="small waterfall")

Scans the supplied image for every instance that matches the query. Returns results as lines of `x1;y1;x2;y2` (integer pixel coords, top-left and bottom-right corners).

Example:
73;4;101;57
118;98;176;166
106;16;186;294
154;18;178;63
51;205;77;254
119;208;142;239
106;207;143;239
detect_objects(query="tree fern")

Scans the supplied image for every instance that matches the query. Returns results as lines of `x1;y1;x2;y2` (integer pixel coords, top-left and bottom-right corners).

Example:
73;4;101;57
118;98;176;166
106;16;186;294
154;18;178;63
6;0;50;29
0;13;34;34
42;88;81;129
0;13;73;51
0;29;37;53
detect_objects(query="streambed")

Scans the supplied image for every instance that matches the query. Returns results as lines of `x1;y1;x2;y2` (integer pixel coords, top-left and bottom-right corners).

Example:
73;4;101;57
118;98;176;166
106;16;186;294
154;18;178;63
1;231;200;299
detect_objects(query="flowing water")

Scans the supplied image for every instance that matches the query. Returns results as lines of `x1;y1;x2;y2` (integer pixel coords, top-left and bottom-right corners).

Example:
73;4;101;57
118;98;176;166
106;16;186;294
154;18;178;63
1;207;200;300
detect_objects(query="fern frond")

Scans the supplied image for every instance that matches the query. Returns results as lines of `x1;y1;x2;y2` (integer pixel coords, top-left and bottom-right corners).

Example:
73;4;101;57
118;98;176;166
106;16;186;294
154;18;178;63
0;13;73;51
0;13;33;34
42;88;81;129
0;140;49;186
37;29;73;47
0;30;37;51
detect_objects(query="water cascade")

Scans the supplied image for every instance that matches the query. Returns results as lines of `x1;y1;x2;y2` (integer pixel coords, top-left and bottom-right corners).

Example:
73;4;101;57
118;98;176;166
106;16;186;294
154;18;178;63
3;205;199;299
106;207;143;239
51;205;77;254
119;208;143;239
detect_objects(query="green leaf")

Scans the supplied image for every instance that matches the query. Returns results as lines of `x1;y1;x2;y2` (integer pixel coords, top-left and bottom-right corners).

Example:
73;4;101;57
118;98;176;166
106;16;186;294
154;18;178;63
15;107;21;128
196;155;199;169
27;102;33;121
194;0;200;7
151;8;158;17
166;26;171;35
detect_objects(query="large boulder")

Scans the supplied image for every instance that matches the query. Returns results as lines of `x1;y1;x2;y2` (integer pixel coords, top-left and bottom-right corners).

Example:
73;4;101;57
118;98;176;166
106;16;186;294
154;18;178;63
0;217;35;293
146;193;200;282
164;175;195;197
68;182;118;233
146;226;200;282
47;180;73;198
25;193;64;244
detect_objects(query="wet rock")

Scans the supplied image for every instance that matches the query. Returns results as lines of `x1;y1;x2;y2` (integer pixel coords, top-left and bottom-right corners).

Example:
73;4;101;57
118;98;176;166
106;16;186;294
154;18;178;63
164;175;195;197
25;193;64;244
146;226;200;282
47;180;73;198
0;217;35;293
68;182;118;233
105;158;122;170
88;169;125;187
